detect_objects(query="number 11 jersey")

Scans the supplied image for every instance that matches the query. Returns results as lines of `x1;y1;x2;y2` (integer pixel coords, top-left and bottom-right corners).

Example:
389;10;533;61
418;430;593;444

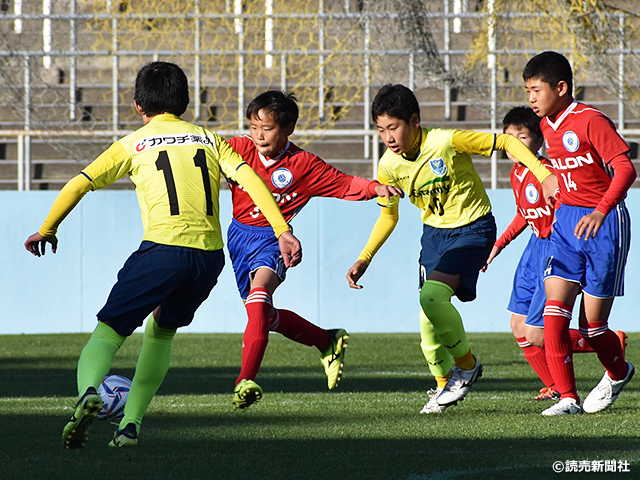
81;113;246;251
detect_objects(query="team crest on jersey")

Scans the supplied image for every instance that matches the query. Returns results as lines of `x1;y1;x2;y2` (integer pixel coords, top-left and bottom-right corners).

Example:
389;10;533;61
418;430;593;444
525;183;539;204
429;158;447;177
271;168;293;189
562;131;580;153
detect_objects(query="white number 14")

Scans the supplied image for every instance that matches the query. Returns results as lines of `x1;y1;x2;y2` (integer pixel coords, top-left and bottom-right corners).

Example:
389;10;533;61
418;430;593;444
561;172;577;191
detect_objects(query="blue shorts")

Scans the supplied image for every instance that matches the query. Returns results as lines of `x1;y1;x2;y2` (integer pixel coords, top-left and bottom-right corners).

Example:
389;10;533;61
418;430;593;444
507;234;550;328
544;204;631;298
419;213;496;302
97;241;225;336
227;218;287;300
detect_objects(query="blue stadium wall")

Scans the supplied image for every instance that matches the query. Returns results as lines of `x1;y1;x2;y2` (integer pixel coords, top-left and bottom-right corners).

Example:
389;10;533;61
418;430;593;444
3;190;639;334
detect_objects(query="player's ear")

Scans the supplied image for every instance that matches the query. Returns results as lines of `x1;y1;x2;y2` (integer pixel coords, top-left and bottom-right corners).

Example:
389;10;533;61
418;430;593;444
284;122;295;137
410;113;420;129
133;101;145;116
556;80;570;98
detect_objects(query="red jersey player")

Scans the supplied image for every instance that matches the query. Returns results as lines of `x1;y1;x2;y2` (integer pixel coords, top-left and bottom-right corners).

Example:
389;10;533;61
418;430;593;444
523;51;636;415
484;106;627;402
226;90;403;409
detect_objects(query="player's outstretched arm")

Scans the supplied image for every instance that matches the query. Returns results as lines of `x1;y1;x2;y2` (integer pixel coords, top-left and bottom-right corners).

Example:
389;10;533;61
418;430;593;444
24;174;92;257
347;260;368;289
481;245;502;273
25;232;58;257
278;231;302;268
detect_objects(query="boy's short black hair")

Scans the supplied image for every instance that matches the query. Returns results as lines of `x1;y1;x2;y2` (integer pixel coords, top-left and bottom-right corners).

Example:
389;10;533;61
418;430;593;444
371;84;420;124
134;61;189;117
502;106;542;141
522;51;573;95
246;90;299;127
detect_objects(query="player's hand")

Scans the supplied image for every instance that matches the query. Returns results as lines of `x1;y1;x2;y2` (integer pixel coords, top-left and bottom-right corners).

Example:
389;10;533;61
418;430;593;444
540;174;559;206
481;245;502;272
278;231;302;268
374;184;404;203
575;210;606;240
25;232;58;257
346;260;369;289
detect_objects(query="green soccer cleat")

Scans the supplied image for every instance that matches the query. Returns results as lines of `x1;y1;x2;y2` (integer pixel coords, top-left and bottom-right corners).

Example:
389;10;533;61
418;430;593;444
61;387;103;450
320;328;349;390
233;379;263;410
108;422;139;447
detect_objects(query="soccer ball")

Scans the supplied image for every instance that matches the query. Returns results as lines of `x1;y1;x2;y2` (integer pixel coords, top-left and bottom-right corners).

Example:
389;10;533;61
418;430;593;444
97;374;132;421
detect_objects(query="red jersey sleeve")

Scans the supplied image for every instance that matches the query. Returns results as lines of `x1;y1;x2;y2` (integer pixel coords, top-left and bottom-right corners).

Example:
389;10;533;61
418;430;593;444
595;153;637;215
495;214;528;249
305;156;378;200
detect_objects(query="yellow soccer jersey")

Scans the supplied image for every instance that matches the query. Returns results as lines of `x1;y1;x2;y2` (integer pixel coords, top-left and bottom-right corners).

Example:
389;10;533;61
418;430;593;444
82;114;246;250
377;127;492;228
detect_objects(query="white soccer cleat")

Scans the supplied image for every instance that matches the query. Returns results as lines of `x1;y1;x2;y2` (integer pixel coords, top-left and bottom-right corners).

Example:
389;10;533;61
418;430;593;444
436;357;483;406
583;362;635;414
419;388;448;414
541;397;583;416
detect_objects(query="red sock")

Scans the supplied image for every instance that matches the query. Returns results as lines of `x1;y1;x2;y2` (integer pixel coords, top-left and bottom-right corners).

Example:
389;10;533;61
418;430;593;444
580;321;628;380
273;309;331;351
570;328;594;352
236;287;271;384
543;301;579;400
516;336;555;388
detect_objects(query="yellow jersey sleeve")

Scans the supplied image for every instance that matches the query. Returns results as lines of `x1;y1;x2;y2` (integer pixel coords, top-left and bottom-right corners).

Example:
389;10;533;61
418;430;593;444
38;174;92;237
234;164;290;238
494;133;552;184
451;130;496;157
357;204;399;264
82;141;132;189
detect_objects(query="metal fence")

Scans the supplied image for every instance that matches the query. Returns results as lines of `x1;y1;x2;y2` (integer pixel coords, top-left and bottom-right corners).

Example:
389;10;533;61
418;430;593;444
1;1;639;190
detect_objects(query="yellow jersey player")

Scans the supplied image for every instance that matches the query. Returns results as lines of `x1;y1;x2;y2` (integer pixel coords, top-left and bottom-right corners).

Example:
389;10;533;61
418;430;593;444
25;61;301;448
346;84;557;414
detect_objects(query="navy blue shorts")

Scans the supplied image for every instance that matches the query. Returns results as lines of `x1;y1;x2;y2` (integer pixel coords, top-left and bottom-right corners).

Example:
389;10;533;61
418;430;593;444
507;234;550;328
97;241;225;336
419;213;496;302
227;218;286;300
544;204;630;298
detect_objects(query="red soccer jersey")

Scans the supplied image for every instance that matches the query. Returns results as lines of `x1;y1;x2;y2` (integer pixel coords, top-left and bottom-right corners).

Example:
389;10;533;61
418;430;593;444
496;158;555;248
227;135;378;226
541;101;630;208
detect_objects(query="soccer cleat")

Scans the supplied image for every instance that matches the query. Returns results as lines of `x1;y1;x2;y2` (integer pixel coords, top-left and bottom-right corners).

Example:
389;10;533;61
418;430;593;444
583;362;635;414
534;386;561;401
419;388;448;414
615;331;628;359
541;397;583;416
436;357;483;406
320;328;349;390
233;379;263;410
108;422;139;447
61;386;103;450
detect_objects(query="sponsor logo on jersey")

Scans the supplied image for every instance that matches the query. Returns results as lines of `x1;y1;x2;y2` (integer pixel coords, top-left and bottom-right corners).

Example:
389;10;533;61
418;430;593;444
429;158;448;177
134;134;216;153
549;152;595;170
518;205;552;220
271;167;293;189
525;183;539;204
562;131;580;152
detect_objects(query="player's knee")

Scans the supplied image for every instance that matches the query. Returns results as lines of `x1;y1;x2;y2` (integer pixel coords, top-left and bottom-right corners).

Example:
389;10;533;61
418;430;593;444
419;280;454;316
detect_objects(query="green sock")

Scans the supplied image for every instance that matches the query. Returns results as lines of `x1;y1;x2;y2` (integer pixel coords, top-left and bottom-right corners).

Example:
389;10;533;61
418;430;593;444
419;280;470;358
419;308;453;378
77;322;126;396
120;316;176;433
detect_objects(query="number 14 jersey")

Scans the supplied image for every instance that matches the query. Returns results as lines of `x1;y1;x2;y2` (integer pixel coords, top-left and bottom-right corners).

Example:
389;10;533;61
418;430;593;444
541;101;630;208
